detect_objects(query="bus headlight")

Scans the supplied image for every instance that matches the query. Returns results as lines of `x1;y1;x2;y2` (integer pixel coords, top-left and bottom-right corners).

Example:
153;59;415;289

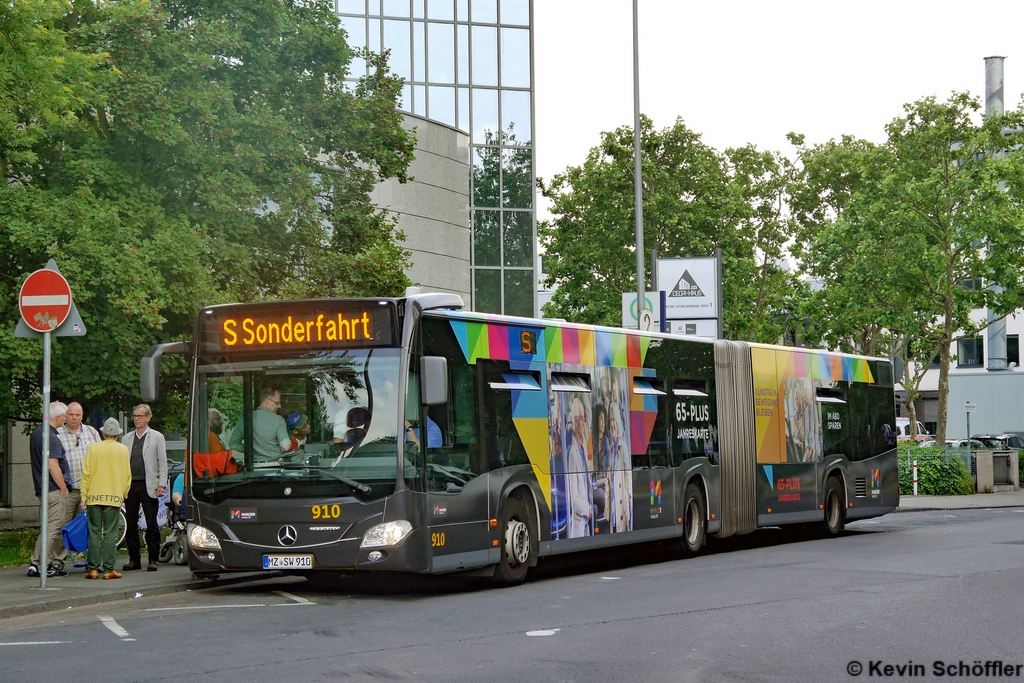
360;520;413;548
188;523;222;550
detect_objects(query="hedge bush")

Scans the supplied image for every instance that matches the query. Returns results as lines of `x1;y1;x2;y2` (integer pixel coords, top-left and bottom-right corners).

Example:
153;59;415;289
897;448;975;496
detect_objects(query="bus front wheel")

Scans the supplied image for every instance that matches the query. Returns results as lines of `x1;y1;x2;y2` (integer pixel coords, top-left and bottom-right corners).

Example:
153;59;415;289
821;477;846;537
680;483;706;555
495;496;532;586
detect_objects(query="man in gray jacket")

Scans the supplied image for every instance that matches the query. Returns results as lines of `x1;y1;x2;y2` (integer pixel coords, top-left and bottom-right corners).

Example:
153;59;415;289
121;404;167;571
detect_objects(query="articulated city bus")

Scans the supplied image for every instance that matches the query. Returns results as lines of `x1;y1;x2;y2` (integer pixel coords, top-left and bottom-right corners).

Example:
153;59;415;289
141;294;898;585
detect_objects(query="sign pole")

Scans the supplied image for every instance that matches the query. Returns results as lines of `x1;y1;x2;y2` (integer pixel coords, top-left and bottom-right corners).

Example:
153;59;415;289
15;260;87;588
965;402;976;490
39;331;50;589
715;248;723;339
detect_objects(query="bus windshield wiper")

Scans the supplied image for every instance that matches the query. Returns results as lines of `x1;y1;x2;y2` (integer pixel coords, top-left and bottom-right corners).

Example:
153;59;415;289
201;480;253;497
307;467;371;493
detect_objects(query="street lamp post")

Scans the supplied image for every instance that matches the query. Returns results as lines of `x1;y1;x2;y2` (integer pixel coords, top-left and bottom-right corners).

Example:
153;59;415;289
632;0;646;329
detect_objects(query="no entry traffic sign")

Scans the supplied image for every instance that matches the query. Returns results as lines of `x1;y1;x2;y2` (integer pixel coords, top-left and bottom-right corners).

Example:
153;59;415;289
19;268;72;332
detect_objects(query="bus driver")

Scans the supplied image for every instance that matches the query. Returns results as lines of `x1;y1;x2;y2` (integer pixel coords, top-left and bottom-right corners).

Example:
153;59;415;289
230;388;291;462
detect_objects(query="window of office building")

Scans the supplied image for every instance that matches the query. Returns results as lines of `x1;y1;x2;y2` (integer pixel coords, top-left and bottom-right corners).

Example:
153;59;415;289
1008;334;1019;367
339;0;535;316
957;337;983;367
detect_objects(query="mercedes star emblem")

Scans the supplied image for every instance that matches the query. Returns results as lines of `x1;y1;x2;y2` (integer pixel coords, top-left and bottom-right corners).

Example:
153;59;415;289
277;525;297;546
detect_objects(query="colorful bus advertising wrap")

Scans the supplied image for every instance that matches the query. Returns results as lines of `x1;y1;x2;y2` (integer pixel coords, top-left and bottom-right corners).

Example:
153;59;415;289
751;346;874;464
446;314;658;539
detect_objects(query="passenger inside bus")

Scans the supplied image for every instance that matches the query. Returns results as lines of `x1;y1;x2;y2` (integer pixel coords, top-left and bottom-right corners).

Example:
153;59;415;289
331;407;371;463
406;407;441;449
208;409;226;453
285;412;310;451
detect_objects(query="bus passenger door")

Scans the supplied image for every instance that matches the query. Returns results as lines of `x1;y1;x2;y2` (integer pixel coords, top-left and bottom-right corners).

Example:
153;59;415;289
417;317;492;571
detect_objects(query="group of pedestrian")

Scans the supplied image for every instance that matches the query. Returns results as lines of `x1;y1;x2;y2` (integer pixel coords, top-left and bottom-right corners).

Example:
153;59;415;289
28;401;168;580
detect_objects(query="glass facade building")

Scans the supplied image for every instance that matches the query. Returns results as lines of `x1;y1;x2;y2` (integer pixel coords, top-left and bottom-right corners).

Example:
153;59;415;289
337;0;535;316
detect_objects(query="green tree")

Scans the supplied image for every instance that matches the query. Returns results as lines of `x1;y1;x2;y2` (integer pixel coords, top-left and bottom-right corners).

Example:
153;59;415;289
792;94;1024;443
540;116;801;341
0;0;414;428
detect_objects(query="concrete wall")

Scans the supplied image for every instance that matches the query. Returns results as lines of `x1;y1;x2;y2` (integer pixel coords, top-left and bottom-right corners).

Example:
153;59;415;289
947;372;1024;438
1;421;38;529
973;450;1019;493
372;114;471;304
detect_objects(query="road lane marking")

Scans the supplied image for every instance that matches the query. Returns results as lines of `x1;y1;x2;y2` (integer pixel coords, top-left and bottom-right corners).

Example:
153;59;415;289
0;641;70;646
272;591;314;605
98;616;132;640
142;604;265;611
600;576;621;580
526;629;560;637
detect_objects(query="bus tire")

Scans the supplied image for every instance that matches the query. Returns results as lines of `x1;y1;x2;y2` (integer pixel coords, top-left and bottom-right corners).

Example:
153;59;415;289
821;476;845;537
680;482;706;555
495;496;532;586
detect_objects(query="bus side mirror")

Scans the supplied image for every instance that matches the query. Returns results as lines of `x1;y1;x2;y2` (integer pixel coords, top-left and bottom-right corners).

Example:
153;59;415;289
140;342;190;402
420;356;448;406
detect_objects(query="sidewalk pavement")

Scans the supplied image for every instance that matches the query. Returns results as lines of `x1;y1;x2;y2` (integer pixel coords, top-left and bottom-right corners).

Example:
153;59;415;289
896;488;1024;512
0;561;278;621
1;491;1022;620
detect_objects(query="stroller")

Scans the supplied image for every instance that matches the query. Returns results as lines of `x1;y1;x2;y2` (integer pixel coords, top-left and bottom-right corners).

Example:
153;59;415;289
158;497;188;565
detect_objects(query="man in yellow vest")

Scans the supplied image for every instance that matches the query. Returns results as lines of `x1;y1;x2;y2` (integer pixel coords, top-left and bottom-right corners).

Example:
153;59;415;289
79;418;132;579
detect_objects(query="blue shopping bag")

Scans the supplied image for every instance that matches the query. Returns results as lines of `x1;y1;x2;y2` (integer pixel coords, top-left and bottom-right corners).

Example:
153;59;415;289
62;510;89;567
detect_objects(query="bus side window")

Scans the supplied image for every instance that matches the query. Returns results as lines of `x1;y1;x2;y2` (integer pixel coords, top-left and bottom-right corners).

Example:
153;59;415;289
633;376;671;468
818;384;849;459
479;361;533;472
671;379;715;464
845;382;895;461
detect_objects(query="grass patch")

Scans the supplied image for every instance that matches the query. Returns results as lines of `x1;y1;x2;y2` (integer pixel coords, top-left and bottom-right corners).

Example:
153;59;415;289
0;524;173;568
0;528;38;568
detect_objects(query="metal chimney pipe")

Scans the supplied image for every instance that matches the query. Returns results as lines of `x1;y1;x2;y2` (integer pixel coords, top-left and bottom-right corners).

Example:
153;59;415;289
985;56;1005;117
985;56;1008;371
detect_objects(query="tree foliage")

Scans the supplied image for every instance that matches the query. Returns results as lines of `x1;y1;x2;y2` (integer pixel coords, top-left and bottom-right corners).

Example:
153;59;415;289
0;0;414;429
791;94;1024;442
540;117;801;341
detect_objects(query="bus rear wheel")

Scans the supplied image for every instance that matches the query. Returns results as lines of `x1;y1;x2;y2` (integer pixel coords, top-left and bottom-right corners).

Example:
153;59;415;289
821;477;846;537
680;483;706;555
495;496;532;586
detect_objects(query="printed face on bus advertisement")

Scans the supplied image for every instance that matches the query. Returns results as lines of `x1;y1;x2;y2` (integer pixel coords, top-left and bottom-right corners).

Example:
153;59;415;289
547;364;633;540
783;376;822;463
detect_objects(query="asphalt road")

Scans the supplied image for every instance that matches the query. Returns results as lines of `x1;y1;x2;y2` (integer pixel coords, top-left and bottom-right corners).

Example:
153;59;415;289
5;509;1024;683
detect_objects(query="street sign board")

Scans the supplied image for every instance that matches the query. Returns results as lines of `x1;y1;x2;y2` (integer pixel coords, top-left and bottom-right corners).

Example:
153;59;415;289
668;319;719;340
621;292;663;331
14;260;86;338
656;257;719;321
965;403;976;413
19;268;72;332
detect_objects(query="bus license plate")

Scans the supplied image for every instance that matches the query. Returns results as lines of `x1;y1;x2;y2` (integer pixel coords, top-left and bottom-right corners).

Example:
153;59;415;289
263;554;313;569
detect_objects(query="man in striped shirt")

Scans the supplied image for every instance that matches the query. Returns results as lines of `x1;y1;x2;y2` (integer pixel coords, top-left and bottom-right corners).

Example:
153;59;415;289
56;402;101;540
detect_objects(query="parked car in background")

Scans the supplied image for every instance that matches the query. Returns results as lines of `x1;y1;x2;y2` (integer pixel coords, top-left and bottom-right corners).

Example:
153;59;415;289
896;417;930;441
949;438;988;449
916;438;985;449
971;434;1024;450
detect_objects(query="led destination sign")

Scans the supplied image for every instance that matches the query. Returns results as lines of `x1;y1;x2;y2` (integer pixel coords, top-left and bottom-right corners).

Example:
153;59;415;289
201;302;395;354
224;312;372;347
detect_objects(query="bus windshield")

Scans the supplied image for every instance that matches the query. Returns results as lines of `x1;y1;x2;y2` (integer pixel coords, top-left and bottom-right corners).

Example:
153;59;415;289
191;348;403;503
